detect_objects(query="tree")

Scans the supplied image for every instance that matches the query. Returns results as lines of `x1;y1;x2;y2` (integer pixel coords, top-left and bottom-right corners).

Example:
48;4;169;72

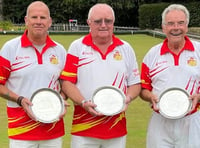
3;0;199;27
0;0;3;21
2;0;140;26
3;0;34;23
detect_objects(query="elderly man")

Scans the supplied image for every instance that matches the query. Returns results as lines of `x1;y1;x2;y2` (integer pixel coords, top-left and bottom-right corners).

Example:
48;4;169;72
60;3;141;148
140;4;200;148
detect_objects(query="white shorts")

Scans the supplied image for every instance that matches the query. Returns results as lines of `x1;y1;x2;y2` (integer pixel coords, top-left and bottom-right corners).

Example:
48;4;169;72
9;137;62;148
71;135;126;148
146;111;200;148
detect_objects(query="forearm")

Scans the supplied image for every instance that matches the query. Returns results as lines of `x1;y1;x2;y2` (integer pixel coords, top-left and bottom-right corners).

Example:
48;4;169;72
126;83;141;101
140;88;154;103
61;80;85;106
0;84;19;102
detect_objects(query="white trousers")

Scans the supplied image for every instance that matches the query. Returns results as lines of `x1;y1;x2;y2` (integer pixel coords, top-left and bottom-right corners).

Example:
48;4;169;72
146;111;200;148
9;137;62;148
188;111;200;148
71;135;126;148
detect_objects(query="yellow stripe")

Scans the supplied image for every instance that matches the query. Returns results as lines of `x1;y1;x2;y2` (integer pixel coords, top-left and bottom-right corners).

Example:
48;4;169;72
8;117;24;123
0;76;6;81
61;71;77;77
71;117;107;133
110;113;125;129
141;79;149;84
8;122;41;136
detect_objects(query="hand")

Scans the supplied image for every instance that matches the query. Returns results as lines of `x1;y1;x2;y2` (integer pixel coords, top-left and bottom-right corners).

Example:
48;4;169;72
59;100;70;119
121;95;132;112
20;98;37;121
82;100;103;116
150;95;159;112
188;93;200;114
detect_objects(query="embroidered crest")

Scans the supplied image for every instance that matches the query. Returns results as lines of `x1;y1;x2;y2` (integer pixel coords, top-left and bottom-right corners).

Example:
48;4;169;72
187;57;197;66
49;54;58;64
113;51;122;60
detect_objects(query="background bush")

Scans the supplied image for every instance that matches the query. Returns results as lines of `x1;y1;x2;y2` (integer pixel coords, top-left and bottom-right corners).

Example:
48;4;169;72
139;3;170;29
139;2;200;29
0;21;13;31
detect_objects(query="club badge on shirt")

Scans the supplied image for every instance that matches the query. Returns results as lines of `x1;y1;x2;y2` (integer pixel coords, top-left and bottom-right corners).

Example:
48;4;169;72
113;51;122;60
187;57;197;66
49;54;58;64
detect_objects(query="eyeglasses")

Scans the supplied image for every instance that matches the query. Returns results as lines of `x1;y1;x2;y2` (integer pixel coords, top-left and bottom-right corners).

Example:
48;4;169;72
165;21;186;27
90;19;113;26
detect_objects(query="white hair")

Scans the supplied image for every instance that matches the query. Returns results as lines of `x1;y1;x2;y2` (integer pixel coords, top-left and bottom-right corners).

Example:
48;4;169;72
162;4;190;25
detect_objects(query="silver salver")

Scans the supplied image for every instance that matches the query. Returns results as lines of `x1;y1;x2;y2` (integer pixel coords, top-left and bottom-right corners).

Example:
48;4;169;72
158;87;192;119
92;86;126;116
30;88;64;123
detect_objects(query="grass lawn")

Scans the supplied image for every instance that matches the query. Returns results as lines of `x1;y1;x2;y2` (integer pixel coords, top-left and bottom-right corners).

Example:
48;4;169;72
0;34;163;148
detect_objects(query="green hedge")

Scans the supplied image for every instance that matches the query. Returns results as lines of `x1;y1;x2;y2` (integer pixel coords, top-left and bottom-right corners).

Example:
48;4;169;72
139;2;200;29
139;3;170;29
187;2;200;27
0;21;13;31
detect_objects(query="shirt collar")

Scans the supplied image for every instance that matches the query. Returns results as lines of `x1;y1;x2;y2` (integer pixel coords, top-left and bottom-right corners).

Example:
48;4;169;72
21;30;56;48
82;33;124;48
160;36;194;55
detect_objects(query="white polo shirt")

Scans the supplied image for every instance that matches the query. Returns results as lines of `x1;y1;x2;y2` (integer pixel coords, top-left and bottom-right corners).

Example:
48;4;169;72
0;30;66;140
60;33;140;139
141;36;200;108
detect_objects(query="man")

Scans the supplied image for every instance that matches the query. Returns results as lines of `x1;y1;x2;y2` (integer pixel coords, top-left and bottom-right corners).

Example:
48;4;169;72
140;4;200;148
60;3;141;148
0;1;66;148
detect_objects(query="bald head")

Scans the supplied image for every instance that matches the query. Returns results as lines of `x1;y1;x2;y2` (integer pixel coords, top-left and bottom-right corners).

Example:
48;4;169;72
26;1;50;17
24;1;52;44
88;3;115;22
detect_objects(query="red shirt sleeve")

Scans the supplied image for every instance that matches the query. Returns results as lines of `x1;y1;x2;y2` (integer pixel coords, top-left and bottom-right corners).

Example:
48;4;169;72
60;54;78;83
0;56;11;84
141;62;152;91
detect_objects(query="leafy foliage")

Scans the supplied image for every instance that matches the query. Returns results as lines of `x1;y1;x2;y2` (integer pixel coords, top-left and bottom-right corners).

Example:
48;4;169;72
2;0;200;27
139;2;200;29
139;3;169;29
0;20;13;30
186;2;200;27
2;0;140;26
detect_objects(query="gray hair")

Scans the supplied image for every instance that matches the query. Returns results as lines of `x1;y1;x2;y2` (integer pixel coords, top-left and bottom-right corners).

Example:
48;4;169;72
87;3;115;21
162;4;190;25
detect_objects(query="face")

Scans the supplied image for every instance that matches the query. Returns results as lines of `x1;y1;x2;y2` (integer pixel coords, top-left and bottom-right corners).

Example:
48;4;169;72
24;2;52;39
162;10;188;44
87;5;114;41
